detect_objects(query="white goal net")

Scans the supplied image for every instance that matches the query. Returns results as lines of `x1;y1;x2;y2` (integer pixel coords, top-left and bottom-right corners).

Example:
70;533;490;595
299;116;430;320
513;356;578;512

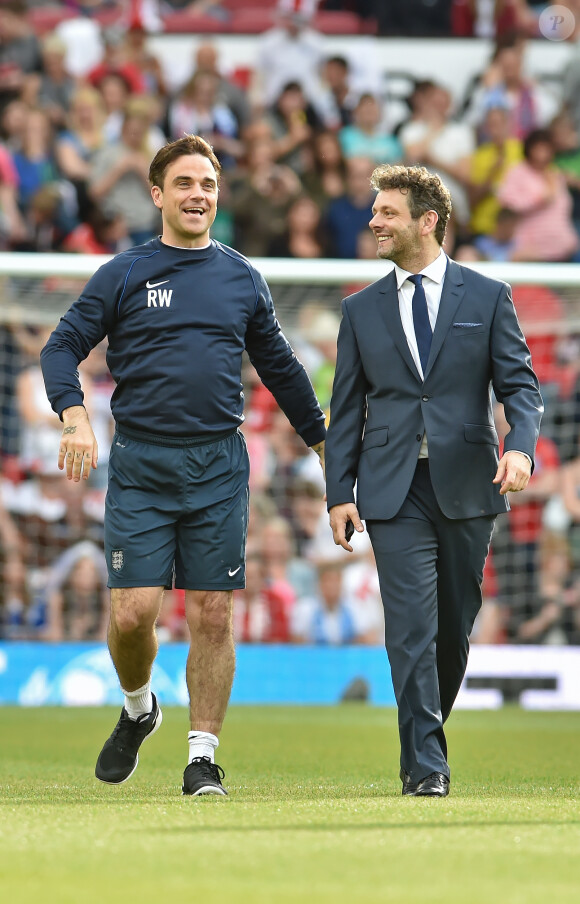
1;254;579;648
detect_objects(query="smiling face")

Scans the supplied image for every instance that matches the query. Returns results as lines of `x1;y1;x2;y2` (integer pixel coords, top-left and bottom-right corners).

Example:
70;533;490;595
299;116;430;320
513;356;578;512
151;153;219;248
370;188;436;270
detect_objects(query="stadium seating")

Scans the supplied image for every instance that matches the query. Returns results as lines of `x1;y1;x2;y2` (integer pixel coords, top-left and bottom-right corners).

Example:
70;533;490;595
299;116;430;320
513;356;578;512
26;3;368;36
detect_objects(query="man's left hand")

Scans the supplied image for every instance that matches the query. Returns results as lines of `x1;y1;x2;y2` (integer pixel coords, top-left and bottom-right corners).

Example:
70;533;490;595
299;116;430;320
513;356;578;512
493;451;532;495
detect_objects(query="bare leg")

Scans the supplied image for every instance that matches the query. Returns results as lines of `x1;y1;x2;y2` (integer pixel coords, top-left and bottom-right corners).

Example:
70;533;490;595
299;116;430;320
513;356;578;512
185;589;235;735
108;587;164;691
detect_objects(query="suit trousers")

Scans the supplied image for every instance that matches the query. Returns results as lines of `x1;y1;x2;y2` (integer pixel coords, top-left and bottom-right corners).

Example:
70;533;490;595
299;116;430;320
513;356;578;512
367;459;495;782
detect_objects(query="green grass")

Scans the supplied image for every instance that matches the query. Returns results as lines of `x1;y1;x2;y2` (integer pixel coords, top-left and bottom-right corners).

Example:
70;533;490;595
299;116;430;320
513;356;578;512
0;706;579;903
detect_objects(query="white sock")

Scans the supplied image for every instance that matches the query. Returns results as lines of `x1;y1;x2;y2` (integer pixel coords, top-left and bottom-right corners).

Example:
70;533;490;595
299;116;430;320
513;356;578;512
122;682;153;721
188;731;219;763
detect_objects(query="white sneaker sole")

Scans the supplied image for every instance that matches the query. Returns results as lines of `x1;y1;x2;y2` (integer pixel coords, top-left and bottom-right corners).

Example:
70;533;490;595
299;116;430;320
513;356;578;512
184;784;227;797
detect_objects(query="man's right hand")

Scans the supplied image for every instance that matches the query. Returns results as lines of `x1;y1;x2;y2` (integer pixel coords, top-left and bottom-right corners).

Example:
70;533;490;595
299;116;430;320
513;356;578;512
329;503;365;552
58;406;98;482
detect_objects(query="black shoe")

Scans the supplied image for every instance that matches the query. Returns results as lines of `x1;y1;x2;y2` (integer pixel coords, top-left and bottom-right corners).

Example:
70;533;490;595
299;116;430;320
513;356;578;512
400;768;418;796
182;756;228;796
414;772;450;797
95;693;162;784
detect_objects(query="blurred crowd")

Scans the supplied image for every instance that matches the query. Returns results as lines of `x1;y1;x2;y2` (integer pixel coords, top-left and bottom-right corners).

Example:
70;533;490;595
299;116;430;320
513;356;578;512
2;0;580;645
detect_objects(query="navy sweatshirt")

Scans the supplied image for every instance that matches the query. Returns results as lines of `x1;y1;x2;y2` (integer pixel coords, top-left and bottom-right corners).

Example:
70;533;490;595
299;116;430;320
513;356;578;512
41;238;326;447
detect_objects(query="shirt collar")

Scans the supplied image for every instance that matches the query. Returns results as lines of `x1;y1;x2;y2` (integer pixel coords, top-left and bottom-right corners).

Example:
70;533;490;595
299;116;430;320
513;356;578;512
394;249;447;290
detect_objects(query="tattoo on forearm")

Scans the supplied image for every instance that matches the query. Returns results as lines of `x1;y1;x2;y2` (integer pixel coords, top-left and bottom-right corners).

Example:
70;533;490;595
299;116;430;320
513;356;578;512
63;426;77;435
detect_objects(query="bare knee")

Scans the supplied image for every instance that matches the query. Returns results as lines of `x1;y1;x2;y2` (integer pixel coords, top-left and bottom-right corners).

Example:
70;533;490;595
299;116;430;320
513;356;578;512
186;590;232;641
110;588;163;636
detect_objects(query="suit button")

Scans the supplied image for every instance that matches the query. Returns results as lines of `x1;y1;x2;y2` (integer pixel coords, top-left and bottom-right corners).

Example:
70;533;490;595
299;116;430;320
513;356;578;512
416;434;422;441
422;395;429;402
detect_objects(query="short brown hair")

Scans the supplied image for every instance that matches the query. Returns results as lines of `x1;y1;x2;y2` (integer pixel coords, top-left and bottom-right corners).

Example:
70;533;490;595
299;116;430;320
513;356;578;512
370;164;452;245
149;135;221;189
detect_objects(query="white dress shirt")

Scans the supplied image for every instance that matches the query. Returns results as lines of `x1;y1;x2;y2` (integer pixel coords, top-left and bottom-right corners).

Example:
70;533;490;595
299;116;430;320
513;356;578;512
393;250;447;458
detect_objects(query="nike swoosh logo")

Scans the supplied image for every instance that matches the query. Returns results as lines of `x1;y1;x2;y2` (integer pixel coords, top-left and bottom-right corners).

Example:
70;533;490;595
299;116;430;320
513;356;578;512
228;566;242;577
146;279;170;289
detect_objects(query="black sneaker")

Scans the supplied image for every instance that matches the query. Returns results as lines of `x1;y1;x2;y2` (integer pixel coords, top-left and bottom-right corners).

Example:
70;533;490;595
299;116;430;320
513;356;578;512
95;693;162;784
182;756;227;796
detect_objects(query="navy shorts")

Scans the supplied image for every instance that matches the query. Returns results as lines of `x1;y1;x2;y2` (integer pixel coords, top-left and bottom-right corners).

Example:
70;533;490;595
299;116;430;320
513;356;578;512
104;426;249;590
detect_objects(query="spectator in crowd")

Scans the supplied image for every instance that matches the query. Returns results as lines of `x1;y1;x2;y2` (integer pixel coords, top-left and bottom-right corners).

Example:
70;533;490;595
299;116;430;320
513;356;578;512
16;182;76;252
561;26;580;134
399;81;475;229
3;462;104;571
301;129;347;210
266;408;322;520
61;205;129;254
0;96;27;151
267;193;327;258
229;124;302;256
300;308;340;413
43;541;109;642
316;54;356;130
514;531;579;645
233;549;292;644
99;71;134;144
467;103;523;238
101;83;166;153
0;137;26;244
491;402;561;642
464;34;559;141
0;0;42;113
16;326;112;474
260;515;316;602
550;111;580;239
54;85;106;221
561;448;580;570
266;81;320;177
497;128;580;262
88;107;161;245
473;206;518;261
323;155;375;258
167;69;242;169
290;559;371;645
31;32;76;131
255;0;323;111
16;325;70;473
193;42;250;133
88;26;146;96
123;20;168;101
339;92;402;165
11;107;57;215
342;546;385;645
0;543;31;639
288;477;326;557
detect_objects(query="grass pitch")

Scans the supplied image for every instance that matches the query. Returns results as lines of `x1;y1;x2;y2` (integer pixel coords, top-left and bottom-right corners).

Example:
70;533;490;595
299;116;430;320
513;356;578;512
0;705;579;904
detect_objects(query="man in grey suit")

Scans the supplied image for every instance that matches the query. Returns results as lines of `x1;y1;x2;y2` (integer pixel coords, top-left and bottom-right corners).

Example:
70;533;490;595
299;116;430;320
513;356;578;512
325;165;542;797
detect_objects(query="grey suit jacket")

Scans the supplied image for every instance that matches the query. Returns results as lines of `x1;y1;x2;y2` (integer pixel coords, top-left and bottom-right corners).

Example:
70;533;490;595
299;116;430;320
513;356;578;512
325;259;543;521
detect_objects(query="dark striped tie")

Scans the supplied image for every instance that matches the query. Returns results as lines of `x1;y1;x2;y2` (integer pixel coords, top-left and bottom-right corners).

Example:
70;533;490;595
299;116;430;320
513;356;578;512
408;274;432;375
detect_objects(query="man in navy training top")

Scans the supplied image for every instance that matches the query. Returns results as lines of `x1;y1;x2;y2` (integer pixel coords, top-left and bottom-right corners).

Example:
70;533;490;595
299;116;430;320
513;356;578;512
41;134;326;796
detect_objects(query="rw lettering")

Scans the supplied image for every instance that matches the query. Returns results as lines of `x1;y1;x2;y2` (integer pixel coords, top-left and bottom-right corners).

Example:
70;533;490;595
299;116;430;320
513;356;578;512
148;289;173;307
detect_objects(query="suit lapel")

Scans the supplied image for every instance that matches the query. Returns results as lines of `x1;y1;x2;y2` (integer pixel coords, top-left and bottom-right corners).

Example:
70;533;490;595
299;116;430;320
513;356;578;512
424;259;465;379
377;270;422;383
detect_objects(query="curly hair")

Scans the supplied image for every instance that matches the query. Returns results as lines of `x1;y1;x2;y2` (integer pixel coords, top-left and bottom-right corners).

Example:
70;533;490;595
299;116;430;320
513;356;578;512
149;134;221;189
370;164;452;245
